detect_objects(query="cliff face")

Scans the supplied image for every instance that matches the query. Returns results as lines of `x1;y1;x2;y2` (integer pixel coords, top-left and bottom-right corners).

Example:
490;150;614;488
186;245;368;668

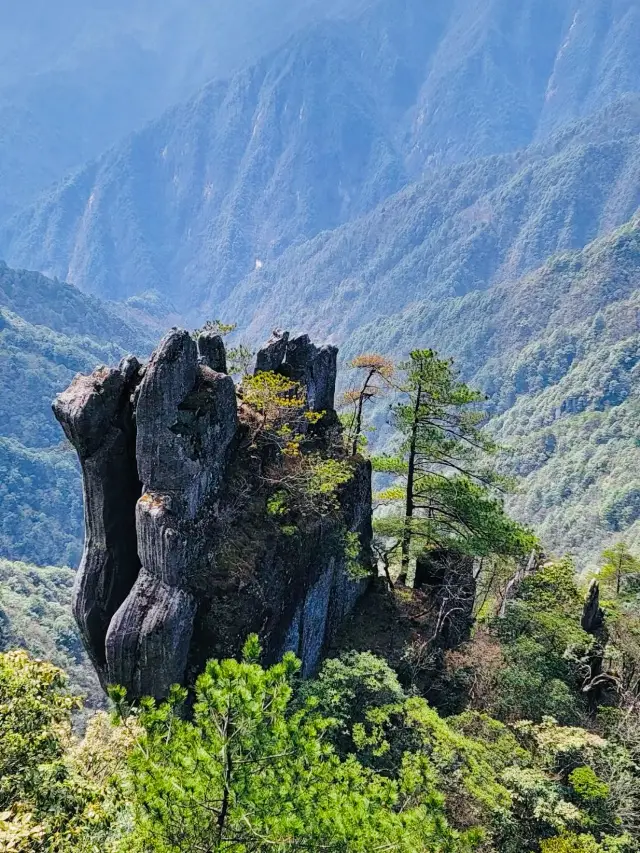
54;329;372;701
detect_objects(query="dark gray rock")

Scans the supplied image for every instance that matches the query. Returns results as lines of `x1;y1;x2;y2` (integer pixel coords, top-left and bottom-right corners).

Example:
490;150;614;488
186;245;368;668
254;331;338;414
56;328;372;703
283;334;338;413
136;494;190;587
54;366;128;459
582;579;605;635
52;360;142;685
135;330;199;498
499;550;540;618
274;461;372;676
255;329;289;373
580;580;615;714
110;335;238;695
136;330;237;517
197;332;227;374
106;569;196;700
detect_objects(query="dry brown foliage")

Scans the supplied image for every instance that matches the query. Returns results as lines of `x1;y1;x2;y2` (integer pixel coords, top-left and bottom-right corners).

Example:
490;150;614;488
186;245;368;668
444;629;507;712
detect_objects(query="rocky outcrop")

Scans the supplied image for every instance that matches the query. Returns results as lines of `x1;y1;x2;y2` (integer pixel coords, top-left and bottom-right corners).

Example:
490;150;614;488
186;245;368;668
255;330;338;415
54;329;371;701
414;548;476;649
581;580;606;635
197;331;227;374
581;580;617;713
53;358;142;684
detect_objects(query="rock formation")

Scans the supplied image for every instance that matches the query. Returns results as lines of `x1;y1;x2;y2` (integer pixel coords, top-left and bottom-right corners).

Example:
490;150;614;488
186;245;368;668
581;579;606;635
414;548;476;649
54;330;372;701
581;580;617;713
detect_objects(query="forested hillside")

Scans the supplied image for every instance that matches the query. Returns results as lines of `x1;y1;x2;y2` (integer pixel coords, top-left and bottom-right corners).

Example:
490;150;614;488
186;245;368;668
0;558;98;700
225;96;640;342
0;262;153;564
337;218;640;568
1;0;640;568
3;553;640;852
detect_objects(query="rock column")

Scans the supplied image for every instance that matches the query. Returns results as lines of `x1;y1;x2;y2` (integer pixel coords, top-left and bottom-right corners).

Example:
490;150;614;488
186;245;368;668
53;358;142;687
106;330;237;699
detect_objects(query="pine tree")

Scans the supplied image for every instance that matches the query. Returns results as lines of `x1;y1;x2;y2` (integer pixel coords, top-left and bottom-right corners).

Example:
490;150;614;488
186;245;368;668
340;354;394;456
120;636;470;852
374;350;535;579
598;542;640;599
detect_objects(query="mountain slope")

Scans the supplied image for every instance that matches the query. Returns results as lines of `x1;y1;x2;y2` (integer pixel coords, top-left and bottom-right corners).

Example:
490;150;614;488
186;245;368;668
341;216;640;568
4;0;640;310
0;262;154;565
0;0;363;219
3;0;640;571
0;557;99;702
222;96;640;342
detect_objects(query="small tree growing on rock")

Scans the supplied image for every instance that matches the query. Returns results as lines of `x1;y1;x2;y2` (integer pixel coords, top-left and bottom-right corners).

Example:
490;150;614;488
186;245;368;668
340;353;394;456
239;370;355;520
372;350;535;581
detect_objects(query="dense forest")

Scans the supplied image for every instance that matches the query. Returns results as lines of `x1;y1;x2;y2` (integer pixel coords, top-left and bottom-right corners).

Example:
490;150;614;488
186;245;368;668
2;340;640;852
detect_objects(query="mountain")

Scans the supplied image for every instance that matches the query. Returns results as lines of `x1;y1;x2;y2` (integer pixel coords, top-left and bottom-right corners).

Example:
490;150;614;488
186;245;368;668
0;0;361;220
341;216;640;568
2;0;640;569
223;96;640;343
0;262;154;565
4;0;640;311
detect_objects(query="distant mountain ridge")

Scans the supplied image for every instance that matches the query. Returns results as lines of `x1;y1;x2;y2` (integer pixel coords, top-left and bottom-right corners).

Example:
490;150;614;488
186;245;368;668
0;0;363;219
4;0;640;313
222;95;640;342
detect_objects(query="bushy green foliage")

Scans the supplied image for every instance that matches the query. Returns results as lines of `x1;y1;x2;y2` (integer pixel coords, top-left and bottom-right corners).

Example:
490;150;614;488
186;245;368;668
540;834;634;853
569;766;610;804
491;560;593;724
240;369;358;522
115;637;473;853
297;650;406;747
3;622;640;853
0;651;116;852
596;544;640;601
0;558;99;702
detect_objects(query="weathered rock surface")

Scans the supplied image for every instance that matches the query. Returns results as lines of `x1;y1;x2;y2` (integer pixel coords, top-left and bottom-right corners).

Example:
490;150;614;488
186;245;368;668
54;329;372;701
197;332;227;374
53;359;142;685
255;329;289;373
580;580;617;713
255;331;337;414
582;579;606;635
106;570;197;701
